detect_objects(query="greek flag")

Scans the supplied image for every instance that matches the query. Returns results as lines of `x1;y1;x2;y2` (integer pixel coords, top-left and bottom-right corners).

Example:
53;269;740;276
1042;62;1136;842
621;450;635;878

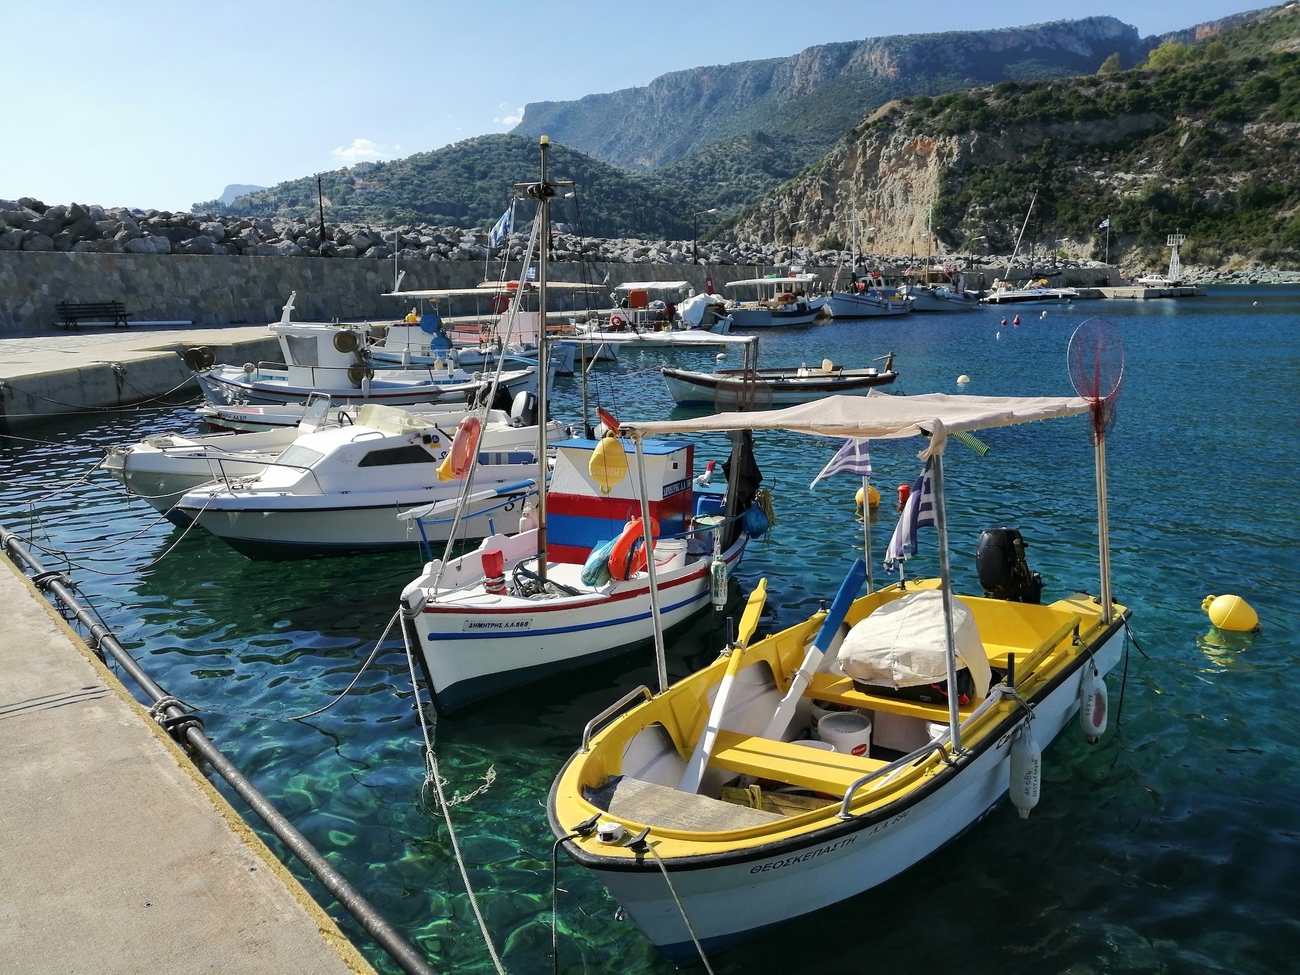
809;438;872;489
490;207;513;247
1098;218;1110;229
525;266;536;281
884;459;936;568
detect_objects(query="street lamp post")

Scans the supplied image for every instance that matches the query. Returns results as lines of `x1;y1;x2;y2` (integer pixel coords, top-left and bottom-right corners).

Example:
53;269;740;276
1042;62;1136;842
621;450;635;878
692;208;719;264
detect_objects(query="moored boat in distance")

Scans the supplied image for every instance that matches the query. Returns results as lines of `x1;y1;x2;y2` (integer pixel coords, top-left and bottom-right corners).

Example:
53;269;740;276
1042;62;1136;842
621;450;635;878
725;274;825;328
825;287;911;318
662;353;896;409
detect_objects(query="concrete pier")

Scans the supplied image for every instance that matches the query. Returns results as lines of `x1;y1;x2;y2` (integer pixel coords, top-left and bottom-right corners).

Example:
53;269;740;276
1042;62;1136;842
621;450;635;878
0;555;375;974
1096;285;1203;299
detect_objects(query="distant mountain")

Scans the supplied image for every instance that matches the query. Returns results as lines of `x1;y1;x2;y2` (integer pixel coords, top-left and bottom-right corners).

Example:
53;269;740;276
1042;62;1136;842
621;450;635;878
195;134;705;239
220;184;265;206
726;4;1300;268
514;17;1152;172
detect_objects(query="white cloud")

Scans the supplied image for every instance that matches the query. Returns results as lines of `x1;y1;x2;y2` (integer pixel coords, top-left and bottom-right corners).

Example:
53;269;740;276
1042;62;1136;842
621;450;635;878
493;105;524;126
330;138;402;164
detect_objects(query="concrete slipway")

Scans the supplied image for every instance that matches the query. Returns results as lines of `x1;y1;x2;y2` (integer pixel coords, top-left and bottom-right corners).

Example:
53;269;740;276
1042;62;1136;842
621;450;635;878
0;554;376;973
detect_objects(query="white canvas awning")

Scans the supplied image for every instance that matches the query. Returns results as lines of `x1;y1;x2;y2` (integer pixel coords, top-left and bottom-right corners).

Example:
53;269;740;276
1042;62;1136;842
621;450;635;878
384;282;602;298
614;281;690;292
622;391;1089;454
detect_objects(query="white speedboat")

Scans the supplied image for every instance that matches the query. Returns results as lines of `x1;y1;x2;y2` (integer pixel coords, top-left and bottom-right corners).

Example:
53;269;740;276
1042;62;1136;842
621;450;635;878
105;398;514;514
725;274;825;328
550;388;1128;963
172;402;559;558
980;284;1079;305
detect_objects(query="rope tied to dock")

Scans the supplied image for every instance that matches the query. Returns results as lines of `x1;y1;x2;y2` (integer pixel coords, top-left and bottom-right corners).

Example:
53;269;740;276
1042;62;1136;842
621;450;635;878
400;602;508;975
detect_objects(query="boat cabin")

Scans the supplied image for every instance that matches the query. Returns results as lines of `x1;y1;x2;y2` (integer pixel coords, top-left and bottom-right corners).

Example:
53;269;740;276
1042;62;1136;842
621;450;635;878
724;273;820;306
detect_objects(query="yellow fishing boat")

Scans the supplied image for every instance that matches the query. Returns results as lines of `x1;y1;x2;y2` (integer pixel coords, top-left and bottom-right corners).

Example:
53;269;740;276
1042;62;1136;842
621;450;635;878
549;388;1129;964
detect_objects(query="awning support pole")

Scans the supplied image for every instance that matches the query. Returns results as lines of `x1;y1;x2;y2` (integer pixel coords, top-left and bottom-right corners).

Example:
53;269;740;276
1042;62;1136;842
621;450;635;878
931;451;962;752
862;474;874;594
1095;431;1113;624
635;437;670;694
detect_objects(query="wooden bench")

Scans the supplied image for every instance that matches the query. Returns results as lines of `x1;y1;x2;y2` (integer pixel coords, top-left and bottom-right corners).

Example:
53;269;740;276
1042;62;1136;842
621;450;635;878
55;300;130;329
709;729;886;795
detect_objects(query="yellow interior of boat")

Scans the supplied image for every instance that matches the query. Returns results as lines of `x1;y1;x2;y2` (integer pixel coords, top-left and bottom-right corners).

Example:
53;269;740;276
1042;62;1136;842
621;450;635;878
553;579;1124;860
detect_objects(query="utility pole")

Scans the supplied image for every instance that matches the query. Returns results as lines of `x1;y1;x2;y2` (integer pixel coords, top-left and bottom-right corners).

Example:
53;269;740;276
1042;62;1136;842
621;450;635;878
316;174;327;241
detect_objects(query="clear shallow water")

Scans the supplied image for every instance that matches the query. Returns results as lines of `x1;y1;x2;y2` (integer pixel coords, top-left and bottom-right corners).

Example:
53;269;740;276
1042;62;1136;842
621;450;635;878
3;286;1299;974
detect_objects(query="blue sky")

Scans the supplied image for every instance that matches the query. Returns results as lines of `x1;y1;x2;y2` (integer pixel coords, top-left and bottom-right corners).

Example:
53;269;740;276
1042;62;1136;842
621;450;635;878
0;0;1262;212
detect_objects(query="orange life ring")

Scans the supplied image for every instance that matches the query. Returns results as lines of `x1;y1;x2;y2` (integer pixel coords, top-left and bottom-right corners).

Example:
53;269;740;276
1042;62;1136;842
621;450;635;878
608;314;626;331
607;515;660;580
449;416;481;478
490;294;509;314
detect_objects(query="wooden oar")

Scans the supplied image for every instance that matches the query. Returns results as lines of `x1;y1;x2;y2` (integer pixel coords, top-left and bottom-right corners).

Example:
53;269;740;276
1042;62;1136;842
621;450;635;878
760;559;866;742
679;579;768;794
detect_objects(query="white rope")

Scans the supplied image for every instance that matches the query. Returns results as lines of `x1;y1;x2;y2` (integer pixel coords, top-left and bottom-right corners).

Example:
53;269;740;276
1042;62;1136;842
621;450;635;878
645;841;715;974
400;607;508;975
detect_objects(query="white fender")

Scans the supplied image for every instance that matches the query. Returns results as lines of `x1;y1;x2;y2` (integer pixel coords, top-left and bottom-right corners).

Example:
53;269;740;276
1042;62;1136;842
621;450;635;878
1009;724;1041;820
1078;662;1108;743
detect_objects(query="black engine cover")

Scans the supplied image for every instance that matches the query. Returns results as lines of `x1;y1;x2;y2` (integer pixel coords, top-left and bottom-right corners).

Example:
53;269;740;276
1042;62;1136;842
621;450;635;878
976;527;1043;603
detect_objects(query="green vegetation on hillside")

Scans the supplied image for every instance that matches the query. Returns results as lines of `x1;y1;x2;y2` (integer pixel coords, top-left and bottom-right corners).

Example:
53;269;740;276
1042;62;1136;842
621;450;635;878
914;7;1300;265
195;134;704;239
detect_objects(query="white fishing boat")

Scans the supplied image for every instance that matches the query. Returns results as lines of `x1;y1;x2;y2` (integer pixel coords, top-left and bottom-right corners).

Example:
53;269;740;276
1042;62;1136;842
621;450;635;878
396;139;761;713
189;296;540;409
980;283;1079;305
370;300;576;375
824;287;911;318
172;401;558;557
550;369;1129;963
662;353;897;409
724;275;825;328
895;282;981;312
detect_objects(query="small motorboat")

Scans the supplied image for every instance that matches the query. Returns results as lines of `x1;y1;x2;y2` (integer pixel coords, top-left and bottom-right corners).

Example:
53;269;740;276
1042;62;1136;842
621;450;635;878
172;401;559;558
550;386;1129;963
825;288;911;318
662;354;897;409
980;283;1079;305
895;282;981;311
369;306;576;376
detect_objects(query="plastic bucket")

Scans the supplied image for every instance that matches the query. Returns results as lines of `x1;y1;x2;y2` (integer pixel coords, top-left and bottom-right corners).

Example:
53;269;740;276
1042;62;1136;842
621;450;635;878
653;538;688;571
810;699;854;730
791;739;836;751
926;720;950;742
818;711;873;756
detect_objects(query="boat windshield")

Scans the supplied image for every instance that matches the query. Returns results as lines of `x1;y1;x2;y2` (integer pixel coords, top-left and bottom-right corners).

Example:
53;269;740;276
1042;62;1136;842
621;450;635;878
274;444;325;469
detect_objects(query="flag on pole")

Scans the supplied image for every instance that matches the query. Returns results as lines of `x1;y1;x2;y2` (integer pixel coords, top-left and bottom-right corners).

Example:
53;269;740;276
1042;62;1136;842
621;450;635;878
809;438;872;489
524;266;537;281
490;207;513;247
1098;218;1110;229
884;459;935;568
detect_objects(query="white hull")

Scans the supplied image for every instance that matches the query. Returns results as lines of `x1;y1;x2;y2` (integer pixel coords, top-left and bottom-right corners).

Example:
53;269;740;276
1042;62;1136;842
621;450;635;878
406;532;748;712
566;623;1125;961
896;286;981;312
981;288;1079;305
728;304;820;328
178;465;539;558
196;365;537;408
826;292;911;317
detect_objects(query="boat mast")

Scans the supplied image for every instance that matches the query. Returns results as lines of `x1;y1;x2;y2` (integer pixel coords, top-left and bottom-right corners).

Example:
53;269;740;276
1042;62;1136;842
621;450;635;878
929;443;963;752
1004;189;1037;285
517;135;573;583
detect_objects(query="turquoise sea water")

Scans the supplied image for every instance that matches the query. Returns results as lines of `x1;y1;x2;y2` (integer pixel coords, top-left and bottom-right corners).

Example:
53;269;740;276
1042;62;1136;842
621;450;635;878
3;286;1299;974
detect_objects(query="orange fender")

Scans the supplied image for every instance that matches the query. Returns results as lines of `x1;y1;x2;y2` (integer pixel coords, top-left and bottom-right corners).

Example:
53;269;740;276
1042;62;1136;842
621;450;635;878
607;516;660;580
438;416;481;481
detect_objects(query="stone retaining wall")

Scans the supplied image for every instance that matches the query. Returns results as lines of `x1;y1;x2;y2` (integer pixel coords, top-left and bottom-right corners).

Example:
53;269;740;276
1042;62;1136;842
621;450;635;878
0;252;796;334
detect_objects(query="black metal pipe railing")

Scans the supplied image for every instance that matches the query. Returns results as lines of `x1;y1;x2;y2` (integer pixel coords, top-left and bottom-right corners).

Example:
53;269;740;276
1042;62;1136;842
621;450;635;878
0;524;437;975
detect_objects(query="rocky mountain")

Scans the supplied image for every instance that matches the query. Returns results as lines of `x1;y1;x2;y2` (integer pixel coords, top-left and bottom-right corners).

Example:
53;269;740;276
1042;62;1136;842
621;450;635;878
725;4;1300;269
195;134;703;239
219;184;265;206
514;17;1152;172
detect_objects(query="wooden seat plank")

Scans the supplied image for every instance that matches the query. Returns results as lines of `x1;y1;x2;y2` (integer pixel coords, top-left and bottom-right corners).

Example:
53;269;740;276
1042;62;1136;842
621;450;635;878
709;729;885;795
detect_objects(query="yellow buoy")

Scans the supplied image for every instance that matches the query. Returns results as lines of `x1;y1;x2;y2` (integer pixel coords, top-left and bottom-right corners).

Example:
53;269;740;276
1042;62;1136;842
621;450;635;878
957;374;971;385
1202;594;1259;632
855;484;880;511
589;435;629;494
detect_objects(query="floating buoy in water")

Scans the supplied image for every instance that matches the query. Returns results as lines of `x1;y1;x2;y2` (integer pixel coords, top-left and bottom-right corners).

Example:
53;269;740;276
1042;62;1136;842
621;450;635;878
896;482;910;510
1077;662;1107;743
1253;300;1258;306
957;374;971;385
1000;318;1007;326
1009;725;1041;819
1202;594;1259;632
716;352;727;362
855;484;881;511
1040;310;1048;319
996;331;1002;340
1012;314;1021;325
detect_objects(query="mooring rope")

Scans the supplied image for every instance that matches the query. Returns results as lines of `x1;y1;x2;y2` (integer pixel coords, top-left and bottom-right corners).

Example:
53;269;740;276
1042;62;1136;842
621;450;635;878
400;605;507;975
644;840;714;974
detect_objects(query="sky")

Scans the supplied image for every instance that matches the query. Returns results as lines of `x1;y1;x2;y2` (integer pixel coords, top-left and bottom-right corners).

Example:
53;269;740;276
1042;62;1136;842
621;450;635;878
0;0;1264;212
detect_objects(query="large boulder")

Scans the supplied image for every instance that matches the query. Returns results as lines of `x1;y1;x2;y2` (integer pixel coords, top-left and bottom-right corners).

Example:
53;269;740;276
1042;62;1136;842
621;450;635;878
174;235;220;255
0;228;23;250
22;232;54;250
199;221;225;241
124;235;172;254
361;244;391;259
273;240;304;257
158;226;198;243
334;243;359;258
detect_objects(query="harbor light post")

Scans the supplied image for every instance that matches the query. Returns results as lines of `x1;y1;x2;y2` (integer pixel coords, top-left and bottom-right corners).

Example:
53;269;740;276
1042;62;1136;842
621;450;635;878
692;208;719;264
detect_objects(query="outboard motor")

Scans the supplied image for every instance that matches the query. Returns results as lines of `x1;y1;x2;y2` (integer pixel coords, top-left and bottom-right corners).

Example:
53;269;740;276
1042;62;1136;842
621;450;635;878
976;527;1043;603
509;390;538;428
